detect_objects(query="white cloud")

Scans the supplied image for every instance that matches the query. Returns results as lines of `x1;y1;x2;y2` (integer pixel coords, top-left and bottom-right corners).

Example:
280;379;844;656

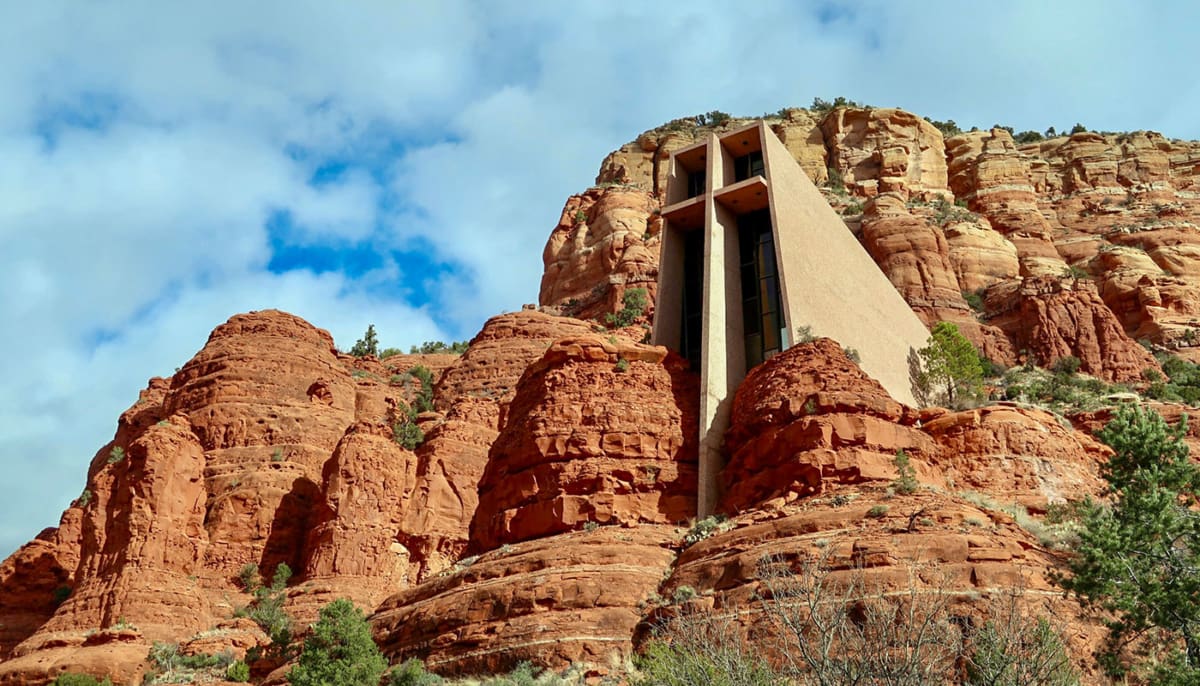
3;0;1200;557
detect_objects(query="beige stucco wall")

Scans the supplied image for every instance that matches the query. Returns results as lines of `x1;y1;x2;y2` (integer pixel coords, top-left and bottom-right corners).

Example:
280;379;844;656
760;122;929;406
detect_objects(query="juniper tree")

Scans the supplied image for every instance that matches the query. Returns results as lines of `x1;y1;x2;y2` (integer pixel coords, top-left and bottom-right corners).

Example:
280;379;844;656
349;324;379;357
289;598;386;686
1058;405;1200;680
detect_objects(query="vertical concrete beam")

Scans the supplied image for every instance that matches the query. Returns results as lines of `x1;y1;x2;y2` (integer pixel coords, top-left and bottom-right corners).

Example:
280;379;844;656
696;132;727;517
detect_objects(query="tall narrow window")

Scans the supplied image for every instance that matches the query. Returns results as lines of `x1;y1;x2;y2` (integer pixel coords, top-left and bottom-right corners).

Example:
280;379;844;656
733;150;764;182
738;209;783;369
680;229;705;371
687;169;706;198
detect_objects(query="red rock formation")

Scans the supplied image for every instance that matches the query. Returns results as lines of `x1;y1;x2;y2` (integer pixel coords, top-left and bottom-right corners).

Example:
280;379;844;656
659;343;1113;680
539;187;662;322
470;335;698;552
0;511;81;659
12;105;1200;683
920;405;1109;511
373;527;678;677
398;311;598;580
987;276;1161;382
372;332;699;676
821;107;949;197
719;339;937;514
0;310;460;682
659;488;1106;682
299;422;418;610
860;194;970;322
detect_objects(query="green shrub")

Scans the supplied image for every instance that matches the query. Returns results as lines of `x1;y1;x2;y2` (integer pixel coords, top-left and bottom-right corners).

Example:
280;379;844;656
929;119;962;137
1065;264;1090;280
1013;130;1045;144
698;110;731;127
672;585;697;603
795;325;816;344
1051;356;1082;375
966;608;1078;685
685;515;729;545
106;446;124;464
1058;405;1200;679
932;197;978;226
843;346;861;364
238;562;260;590
810;96;863;113
236;563;293;654
892;450;918;495
614;357;630;373
387;659;443;686
574;209;587;224
409;341;469;355
978;354;1007;378
867;505;889;518
176;651;225;669
226;661;251;682
51;674;113;686
962;290;985;313
826;166;846;194
389;365;435;451
605;288;649;328
393;417;424;451
288;598;386;686
53;585;72;605
407;365;435;413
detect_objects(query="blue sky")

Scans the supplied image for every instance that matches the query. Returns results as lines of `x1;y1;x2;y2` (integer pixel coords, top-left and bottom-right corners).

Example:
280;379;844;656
2;1;1199;558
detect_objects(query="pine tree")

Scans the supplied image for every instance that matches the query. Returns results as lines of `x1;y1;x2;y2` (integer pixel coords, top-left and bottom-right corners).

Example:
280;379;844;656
1058;405;1200;680
918;321;983;406
288;599;387;686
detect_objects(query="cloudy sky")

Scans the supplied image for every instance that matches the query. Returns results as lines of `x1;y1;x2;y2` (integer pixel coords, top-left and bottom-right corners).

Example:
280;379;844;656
2;1;1198;558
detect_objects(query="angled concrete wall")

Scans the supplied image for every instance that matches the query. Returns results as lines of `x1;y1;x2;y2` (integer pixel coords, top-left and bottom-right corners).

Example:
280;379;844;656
760;122;929;407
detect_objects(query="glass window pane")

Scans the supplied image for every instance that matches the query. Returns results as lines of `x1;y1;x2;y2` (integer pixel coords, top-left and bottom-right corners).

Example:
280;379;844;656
762;319;780;350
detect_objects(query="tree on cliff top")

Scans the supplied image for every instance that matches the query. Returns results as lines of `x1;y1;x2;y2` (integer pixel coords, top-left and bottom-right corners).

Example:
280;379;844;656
349;324;379;357
1059;405;1200;681
918;321;983;406
289;598;386;686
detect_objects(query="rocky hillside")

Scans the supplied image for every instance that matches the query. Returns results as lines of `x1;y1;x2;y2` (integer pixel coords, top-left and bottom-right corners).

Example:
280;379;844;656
4;104;1200;684
544;106;1200;381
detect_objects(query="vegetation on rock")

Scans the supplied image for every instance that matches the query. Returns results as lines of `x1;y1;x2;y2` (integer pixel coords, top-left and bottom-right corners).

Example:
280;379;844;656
1059;405;1200;681
51;676;113;686
918;321;983;406
409;340;470;355
605;288;648;328
350;324;380;357
289;598;387;686
391;364;434;450
640;555;1076;685
236;562;295;658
